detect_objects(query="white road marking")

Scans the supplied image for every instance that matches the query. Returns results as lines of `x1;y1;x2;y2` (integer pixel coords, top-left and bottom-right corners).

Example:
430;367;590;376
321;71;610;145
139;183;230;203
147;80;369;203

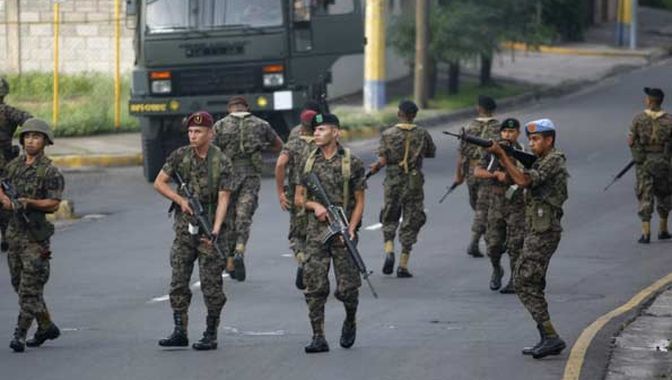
221;326;286;336
364;223;382;231
281;254;293;258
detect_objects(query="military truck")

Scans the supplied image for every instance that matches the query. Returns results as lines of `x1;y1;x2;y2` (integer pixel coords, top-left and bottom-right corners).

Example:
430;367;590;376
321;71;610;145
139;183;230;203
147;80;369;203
126;0;364;180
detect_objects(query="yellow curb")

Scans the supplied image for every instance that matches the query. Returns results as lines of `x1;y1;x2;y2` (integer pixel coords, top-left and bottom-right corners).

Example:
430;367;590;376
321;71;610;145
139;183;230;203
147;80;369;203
47;200;75;221
504;42;653;59
341;126;380;142
562;271;672;380
50;153;143;169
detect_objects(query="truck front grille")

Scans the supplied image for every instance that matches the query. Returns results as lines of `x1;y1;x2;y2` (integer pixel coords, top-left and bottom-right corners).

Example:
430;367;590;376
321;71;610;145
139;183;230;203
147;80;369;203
175;66;260;96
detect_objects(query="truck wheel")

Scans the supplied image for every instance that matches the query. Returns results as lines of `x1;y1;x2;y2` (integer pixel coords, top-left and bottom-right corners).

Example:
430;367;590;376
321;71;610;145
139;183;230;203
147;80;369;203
142;135;164;182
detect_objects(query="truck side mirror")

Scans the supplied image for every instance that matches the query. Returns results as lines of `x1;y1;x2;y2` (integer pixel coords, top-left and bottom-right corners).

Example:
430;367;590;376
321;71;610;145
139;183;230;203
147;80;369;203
126;0;137;16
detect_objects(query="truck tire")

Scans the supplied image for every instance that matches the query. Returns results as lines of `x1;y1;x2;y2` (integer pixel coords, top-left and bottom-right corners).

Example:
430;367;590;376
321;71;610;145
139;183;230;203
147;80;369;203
142;134;165;182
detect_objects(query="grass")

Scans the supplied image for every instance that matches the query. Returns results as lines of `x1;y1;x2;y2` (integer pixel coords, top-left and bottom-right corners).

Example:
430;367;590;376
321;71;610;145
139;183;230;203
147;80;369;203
333;80;531;131
4;72;139;137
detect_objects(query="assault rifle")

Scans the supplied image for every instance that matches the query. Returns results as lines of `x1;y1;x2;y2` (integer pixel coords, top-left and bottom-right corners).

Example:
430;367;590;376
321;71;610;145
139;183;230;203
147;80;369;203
172;172;226;259
1;179;31;226
443;129;537;169
303;172;378;298
603;160;635;192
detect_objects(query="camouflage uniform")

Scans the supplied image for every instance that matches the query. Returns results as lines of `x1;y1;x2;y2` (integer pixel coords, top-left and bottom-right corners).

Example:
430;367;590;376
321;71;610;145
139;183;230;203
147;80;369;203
514;149;568;325
629;110;672;221
5;153;64;338
299;146;366;336
161;145;233;317
283;125;315;257
481;142;526;274
459;118;500;237
213;113;279;257
378;124;436;253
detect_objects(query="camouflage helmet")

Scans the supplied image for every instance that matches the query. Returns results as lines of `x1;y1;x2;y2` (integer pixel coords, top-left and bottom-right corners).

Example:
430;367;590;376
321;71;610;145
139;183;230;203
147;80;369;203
20;118;55;146
0;77;9;97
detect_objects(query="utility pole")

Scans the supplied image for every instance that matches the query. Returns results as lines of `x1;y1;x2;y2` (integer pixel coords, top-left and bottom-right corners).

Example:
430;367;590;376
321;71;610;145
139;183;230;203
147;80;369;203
414;0;429;108
630;0;638;50
364;0;386;112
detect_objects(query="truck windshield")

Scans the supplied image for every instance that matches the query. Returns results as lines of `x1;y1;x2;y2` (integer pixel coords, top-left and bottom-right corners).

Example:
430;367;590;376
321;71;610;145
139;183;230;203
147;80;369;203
146;0;283;34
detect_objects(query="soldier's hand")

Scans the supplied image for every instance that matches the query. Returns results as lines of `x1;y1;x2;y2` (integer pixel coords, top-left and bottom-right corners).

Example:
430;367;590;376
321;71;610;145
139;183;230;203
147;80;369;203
493;171;508;183
368;162;380;174
278;192;290;211
347;226;358;241
486;140;505;157
179;198;194;215
18;197;30;209
314;205;328;222
0;197;11;210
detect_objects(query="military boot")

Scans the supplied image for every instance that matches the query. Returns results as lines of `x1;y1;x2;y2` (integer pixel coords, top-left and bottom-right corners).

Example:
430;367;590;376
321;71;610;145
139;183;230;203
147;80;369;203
158;312;188;347
1;241;8;252
192;315;219;351
26;323;60;347
499;277;515;294
305;335;329;353
489;259;504;291
639;222;651;244
467;234;484;257
531;321;566;359
382;241;395;275
522;324;544;355
9;315;31;353
659;218;671;240
396;252;413;278
233;248;246;282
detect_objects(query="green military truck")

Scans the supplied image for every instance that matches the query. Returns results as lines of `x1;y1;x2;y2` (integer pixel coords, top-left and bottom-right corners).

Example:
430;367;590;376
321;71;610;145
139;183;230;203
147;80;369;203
127;0;364;180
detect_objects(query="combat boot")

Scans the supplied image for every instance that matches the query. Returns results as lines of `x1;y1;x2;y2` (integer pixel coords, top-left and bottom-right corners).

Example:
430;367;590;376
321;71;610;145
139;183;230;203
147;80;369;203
489;259;504;291
467;234;484;257
159;312;188;347
9;315;30;353
26;322;60;347
304;335;329;353
295;265;306;290
659;218;670;240
522;324;544;355
192;315;219;351
382;241;395;275
396;252;413;278
339;319;357;349
531;321;566;359
639;222;651;244
233;248;246;282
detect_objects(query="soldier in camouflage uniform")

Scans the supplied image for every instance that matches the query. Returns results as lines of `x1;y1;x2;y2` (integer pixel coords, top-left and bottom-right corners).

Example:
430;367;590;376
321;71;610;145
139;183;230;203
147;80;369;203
213;96;283;281
1;119;63;353
274;101;321;290
474;118;525;294
369;100;436;278
153;111;233;351
627;87;672;244
295;113;366;354
0;77;33;253
454;95;500;257
488;118;568;359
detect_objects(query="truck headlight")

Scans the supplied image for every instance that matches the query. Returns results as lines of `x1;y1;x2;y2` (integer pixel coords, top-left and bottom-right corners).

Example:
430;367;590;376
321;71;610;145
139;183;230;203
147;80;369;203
263;73;284;88
151;80;172;94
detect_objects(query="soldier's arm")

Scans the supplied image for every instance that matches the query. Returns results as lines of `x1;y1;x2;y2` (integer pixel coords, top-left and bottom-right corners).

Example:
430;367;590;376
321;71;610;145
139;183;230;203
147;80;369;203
20;169;63;212
627;116;638;147
153;170;193;215
263;123;283;153
454;153;466;184
213;190;231;236
369;135;387;173
20;198;60;213
274;152;290;210
297;184;328;222
489;142;531;188
348;190;365;239
7;106;33;127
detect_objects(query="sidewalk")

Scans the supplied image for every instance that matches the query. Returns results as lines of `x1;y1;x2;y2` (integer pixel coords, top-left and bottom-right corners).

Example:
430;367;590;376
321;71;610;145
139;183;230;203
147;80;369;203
605;287;672;379
45;7;672;170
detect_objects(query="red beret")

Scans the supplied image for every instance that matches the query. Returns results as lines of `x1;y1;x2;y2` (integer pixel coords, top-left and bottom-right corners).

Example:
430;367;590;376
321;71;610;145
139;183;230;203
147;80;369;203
186;111;214;128
300;110;318;124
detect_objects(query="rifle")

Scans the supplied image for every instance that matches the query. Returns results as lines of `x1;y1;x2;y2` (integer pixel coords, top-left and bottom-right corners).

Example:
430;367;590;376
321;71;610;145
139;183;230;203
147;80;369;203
1;179;32;226
1;179;55;242
443;129;537;169
604;160;635;192
438;182;460;204
302;172;378;298
172;172;226;259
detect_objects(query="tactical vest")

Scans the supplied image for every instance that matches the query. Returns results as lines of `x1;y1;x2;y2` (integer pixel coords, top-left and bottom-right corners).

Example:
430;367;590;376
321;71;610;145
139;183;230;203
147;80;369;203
178;145;223;222
303;147;352;213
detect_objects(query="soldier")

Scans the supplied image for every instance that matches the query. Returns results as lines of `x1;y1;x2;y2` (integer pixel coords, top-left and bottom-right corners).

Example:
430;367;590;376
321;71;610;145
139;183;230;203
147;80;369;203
487;118;568;359
474;118;525;293
1;118;64;353
368;100;436;277
274;101;321;289
0;77;33;253
153;111;233;351
627;87;672;243
213;96;283;281
295;113;366;353
453;95;500;257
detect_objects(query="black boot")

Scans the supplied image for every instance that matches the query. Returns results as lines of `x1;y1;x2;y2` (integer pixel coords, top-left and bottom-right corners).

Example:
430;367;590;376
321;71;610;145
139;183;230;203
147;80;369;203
396;267;413;278
304;335;329;353
489;262;504;291
340;320;356;349
531;321;566;359
26;323;60;347
1;241;8;252
295;265;306;290
382;252;395;275
192;315;219;351
499;278;515;294
467;236;484;258
159;313;188;347
522;324;544;356
9;327;27;353
234;253;246;282
659;231;671;240
638;234;651;244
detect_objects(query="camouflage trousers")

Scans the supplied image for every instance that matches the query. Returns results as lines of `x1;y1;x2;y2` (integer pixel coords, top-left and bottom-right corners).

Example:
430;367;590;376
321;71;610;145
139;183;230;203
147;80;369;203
286;189;308;258
381;171;427;252
303;238;361;335
514;231;561;324
169;229;227;315
225;175;261;256
0;210;10;246
635;163;671;221
485;192;525;266
472;182;492;236
7;235;52;326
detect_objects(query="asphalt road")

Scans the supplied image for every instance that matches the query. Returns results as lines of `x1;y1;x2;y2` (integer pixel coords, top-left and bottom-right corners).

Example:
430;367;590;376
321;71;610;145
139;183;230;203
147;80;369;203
1;61;671;380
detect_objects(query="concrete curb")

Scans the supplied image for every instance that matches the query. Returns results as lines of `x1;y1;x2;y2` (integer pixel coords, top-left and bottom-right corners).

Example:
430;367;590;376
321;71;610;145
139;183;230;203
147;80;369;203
47;200;76;221
503;42;667;59
51;153;143;169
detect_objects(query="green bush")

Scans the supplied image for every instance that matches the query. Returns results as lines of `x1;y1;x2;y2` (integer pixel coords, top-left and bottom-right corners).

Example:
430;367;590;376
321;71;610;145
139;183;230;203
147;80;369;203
640;0;672;9
4;72;139;137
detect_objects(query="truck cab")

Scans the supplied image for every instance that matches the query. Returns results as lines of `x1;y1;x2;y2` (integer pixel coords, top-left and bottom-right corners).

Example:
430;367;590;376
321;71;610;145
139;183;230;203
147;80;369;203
127;0;364;180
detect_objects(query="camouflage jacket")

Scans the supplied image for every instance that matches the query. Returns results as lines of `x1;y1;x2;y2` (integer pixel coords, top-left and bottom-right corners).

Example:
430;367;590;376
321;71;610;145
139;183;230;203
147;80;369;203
478;140;526;202
524;149;569;234
213;113;279;176
377;123;436;174
3;153;64;241
459;118;500;162
0;103;32;154
283;125;315;190
300;145;367;229
629;110;672;164
161;145;233;228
